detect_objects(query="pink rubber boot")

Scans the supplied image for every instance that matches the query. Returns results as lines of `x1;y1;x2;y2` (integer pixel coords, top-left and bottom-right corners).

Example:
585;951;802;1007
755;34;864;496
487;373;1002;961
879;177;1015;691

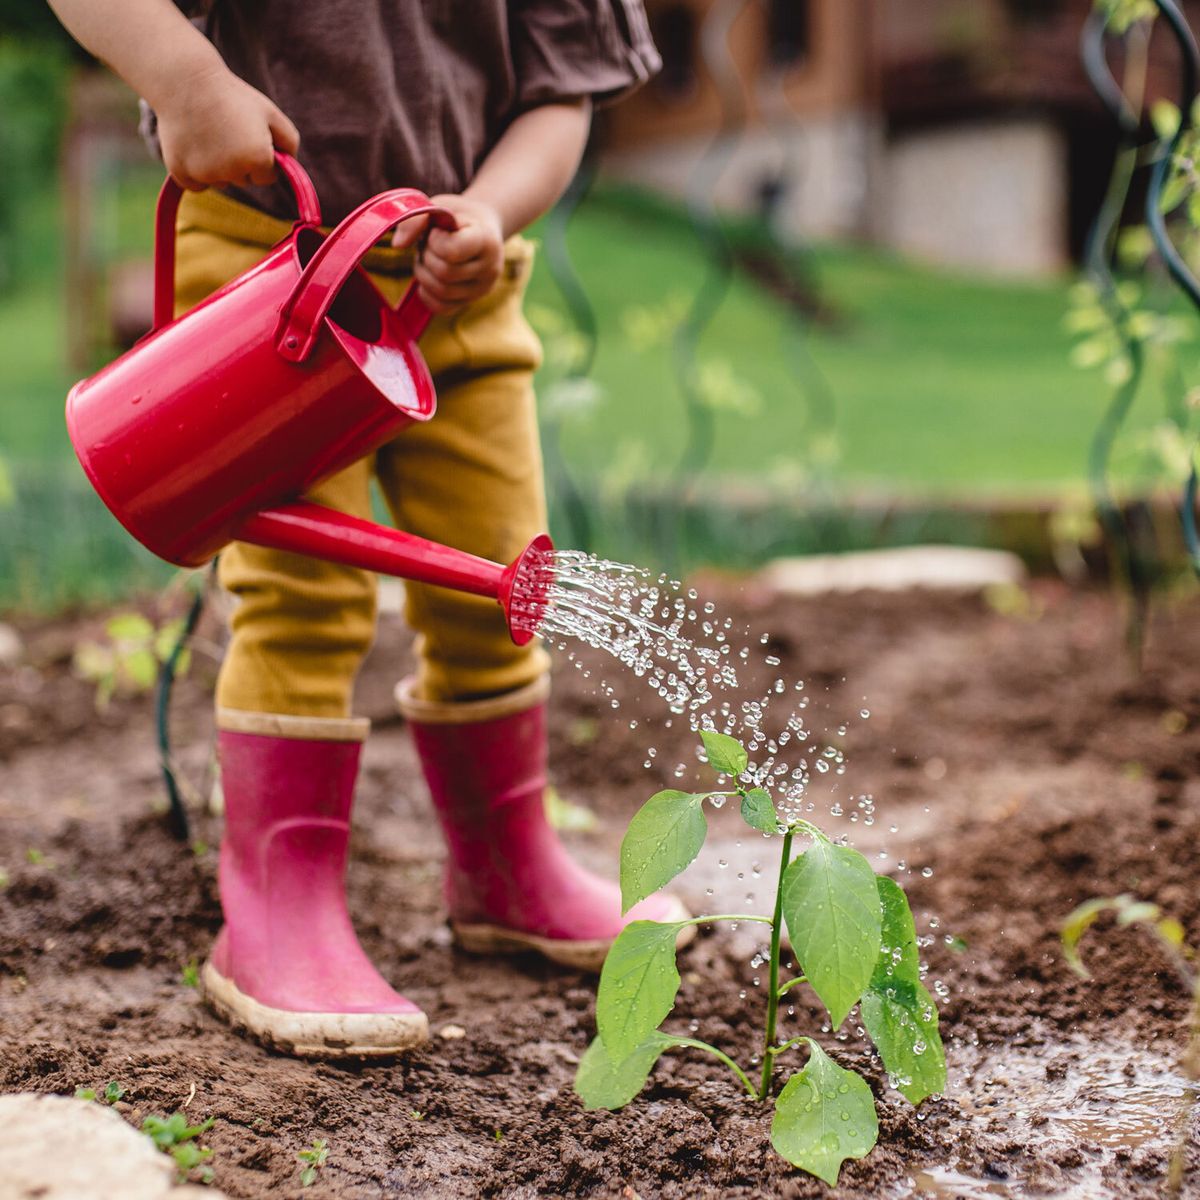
397;678;695;971
202;709;429;1056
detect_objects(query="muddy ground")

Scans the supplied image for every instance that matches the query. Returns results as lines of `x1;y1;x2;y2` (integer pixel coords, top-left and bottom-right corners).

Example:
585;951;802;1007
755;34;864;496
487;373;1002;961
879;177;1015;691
2;578;1199;1198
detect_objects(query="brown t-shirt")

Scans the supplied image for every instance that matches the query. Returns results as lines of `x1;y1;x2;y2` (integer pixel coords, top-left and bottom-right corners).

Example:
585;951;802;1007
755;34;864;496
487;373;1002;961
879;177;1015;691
169;0;659;224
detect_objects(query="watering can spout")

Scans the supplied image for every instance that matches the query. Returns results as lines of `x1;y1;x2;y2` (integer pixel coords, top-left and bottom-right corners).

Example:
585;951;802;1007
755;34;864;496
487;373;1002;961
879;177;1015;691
236;502;554;645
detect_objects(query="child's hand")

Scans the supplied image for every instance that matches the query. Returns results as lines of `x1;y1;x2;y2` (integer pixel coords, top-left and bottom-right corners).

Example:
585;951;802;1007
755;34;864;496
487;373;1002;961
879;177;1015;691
392;194;505;315
155;60;300;191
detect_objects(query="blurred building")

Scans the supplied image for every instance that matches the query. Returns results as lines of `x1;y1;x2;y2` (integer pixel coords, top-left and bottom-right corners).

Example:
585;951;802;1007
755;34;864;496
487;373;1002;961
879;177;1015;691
599;0;1195;275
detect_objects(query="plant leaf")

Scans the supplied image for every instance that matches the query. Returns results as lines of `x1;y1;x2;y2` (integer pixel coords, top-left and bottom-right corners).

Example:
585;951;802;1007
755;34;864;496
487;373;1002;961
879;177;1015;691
740;787;779;834
861;978;946;1105
122;648;159;690
699;730;747;778
597;920;683;1060
870;875;920;989
770;1041;878;1184
575;1032;673;1111
619;790;708;913
1061;896;1121;978
106;613;153;643
782;840;882;1026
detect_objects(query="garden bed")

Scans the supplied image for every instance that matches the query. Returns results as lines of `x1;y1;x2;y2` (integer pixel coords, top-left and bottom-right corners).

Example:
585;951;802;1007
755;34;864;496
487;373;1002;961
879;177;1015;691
2;580;1199;1198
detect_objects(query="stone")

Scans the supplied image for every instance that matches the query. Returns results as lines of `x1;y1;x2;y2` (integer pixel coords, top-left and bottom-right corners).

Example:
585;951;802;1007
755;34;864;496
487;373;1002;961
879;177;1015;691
0;622;23;668
0;1094;229;1199
759;545;1027;596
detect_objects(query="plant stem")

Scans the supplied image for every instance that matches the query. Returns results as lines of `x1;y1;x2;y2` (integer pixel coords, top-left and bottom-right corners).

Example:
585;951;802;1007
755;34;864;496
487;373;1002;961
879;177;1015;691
758;828;794;1100
680;914;774;927
776;975;808;998
670;1037;758;1098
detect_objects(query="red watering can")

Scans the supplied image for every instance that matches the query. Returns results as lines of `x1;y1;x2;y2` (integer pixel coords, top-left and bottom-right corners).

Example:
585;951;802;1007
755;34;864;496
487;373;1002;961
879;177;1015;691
65;154;552;643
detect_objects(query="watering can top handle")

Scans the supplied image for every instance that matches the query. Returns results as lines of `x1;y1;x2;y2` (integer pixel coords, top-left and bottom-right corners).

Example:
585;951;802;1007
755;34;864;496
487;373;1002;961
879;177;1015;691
275;189;457;363
152;152;322;332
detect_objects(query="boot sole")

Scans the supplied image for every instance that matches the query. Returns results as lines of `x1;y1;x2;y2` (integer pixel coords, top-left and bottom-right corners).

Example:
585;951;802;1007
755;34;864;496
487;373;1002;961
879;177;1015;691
452;897;697;973
201;962;429;1059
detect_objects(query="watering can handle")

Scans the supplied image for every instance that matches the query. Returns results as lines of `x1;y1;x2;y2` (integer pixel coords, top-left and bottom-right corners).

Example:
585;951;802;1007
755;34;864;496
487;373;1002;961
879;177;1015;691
274;189;457;363
152;152;322;332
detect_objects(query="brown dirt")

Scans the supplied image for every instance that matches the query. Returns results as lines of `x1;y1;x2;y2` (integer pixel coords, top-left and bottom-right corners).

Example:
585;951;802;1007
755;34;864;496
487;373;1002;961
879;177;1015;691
2;580;1200;1198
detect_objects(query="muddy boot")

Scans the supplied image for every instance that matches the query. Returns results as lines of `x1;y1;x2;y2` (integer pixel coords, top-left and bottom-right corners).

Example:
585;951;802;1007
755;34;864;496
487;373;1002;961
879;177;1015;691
202;710;429;1057
396;677;695;972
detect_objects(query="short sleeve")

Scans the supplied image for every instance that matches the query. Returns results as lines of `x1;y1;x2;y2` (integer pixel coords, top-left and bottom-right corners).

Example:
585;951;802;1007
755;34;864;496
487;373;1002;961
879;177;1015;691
510;0;662;111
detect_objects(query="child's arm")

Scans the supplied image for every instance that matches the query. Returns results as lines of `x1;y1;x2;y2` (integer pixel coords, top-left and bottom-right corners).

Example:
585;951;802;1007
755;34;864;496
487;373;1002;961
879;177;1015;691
47;0;298;190
396;100;592;315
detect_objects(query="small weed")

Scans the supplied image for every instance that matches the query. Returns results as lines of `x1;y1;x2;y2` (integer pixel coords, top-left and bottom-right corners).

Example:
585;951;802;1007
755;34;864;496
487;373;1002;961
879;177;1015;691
191;839;209;857
492;1128;503;1142
180;959;200;989
142;1112;215;1185
0;867;8;888
25;848;51;867
74;1081;125;1104
297;1138;328;1187
409;1110;425;1121
73;612;191;710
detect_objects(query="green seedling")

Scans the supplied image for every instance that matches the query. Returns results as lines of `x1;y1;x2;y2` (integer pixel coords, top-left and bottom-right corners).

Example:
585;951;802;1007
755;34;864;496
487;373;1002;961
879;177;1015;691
74;1081;126;1104
1063;893;1198;1197
575;731;946;1184
73;612;191;710
297;1138;328;1187
142;1112;215;1184
409;1110;425;1121
181;959;200;989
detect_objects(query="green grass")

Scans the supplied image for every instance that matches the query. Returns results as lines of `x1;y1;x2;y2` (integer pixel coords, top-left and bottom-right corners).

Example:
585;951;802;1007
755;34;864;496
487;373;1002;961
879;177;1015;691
525;188;1191;498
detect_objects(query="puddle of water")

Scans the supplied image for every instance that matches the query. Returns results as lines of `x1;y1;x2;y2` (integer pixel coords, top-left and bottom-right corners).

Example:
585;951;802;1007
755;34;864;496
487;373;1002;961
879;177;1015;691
908;1167;1013;1198
898;1032;1191;1198
959;1034;1187;1152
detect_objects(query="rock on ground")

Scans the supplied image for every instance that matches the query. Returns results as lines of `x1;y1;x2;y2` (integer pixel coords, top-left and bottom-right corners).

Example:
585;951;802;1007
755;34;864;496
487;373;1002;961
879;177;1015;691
0;1094;226;1200
759;544;1027;595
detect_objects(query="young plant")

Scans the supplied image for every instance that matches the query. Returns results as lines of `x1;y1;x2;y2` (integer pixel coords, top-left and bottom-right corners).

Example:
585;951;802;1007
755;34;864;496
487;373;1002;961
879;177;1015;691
73;612;191;710
1063;893;1199;1197
142;1112;216;1185
575;731;946;1184
297;1138;329;1187
74;1080;126;1104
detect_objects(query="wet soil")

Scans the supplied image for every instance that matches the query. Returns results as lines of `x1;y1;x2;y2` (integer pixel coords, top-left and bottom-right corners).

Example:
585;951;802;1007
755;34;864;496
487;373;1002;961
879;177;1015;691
2;580;1200;1198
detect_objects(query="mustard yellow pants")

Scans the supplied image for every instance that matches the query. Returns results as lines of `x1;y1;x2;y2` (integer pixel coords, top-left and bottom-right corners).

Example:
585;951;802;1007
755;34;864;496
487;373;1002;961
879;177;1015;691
174;189;551;716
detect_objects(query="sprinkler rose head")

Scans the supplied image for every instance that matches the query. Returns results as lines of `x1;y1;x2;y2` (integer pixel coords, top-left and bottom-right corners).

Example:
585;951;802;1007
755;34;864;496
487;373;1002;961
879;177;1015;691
498;533;556;645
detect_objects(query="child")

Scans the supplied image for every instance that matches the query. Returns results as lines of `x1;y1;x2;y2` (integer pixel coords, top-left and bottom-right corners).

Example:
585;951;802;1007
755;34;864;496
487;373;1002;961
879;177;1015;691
49;0;692;1058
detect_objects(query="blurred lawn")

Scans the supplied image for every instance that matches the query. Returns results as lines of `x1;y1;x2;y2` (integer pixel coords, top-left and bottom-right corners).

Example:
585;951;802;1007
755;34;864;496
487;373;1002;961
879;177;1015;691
526;189;1187;498
0;175;1188;607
